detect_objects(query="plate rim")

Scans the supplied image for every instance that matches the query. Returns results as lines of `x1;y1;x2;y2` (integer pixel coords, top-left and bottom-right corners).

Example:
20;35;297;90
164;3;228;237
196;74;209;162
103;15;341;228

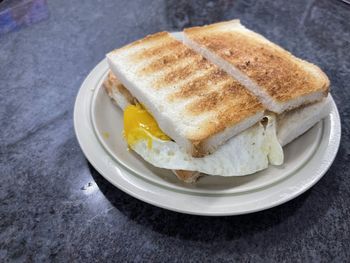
74;59;341;216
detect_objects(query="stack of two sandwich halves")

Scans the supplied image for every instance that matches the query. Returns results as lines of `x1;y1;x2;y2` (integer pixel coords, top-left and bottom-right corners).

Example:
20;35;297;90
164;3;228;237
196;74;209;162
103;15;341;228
104;20;331;183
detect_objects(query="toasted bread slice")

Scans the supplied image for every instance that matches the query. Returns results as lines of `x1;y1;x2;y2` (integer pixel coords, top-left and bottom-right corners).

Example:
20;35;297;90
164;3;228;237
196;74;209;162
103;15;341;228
277;95;331;146
103;72;201;183
183;20;330;113
106;32;264;157
104;71;137;109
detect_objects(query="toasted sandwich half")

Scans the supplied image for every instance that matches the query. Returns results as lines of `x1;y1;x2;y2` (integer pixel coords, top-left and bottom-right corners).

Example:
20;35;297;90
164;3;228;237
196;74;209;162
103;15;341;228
106;32;265;157
104;71;331;182
103;71;282;182
183;20;330;113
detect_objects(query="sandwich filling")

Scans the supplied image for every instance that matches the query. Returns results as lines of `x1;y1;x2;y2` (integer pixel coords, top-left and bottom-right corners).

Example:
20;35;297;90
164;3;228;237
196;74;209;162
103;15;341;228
129;116;283;176
124;103;170;149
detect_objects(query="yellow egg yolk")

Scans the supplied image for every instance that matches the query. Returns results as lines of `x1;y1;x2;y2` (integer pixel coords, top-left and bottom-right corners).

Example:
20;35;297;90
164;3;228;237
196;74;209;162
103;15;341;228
123;104;170;148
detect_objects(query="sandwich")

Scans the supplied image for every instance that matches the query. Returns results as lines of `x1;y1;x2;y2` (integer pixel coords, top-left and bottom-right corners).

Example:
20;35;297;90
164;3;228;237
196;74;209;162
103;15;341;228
107;32;265;157
104;21;330;183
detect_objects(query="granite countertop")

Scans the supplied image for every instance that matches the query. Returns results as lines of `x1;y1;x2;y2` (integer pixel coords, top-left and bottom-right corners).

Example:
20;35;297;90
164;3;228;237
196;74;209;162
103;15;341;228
1;0;350;261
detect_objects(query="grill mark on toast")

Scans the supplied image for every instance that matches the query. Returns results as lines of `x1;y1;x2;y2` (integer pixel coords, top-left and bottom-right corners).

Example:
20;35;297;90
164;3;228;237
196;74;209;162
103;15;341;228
131;40;182;62
139;48;197;75
186;83;231;114
168;69;231;101
185;80;263;142
214;97;262;130
187;80;262;116
155;56;215;87
189;31;328;102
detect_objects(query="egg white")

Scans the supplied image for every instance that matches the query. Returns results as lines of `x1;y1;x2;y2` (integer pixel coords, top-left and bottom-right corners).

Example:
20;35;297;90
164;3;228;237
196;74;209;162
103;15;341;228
131;115;283;176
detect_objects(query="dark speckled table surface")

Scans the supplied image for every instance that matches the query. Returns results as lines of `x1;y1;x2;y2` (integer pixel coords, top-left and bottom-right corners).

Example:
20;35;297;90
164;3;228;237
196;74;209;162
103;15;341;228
1;0;350;262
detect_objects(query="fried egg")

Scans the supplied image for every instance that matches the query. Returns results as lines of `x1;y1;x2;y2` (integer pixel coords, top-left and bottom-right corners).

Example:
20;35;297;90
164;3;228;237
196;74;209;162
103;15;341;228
123;103;170;148
123;103;283;176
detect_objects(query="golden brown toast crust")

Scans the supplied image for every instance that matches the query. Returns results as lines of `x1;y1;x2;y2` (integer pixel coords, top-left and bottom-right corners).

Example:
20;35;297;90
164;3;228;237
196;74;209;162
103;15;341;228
103;72;137;104
132;40;183;62
184;22;330;103
138;48;197;75
169;69;230;100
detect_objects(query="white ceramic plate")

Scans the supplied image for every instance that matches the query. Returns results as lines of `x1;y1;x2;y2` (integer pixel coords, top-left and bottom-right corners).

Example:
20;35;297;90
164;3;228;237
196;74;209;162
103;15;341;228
74;59;341;216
